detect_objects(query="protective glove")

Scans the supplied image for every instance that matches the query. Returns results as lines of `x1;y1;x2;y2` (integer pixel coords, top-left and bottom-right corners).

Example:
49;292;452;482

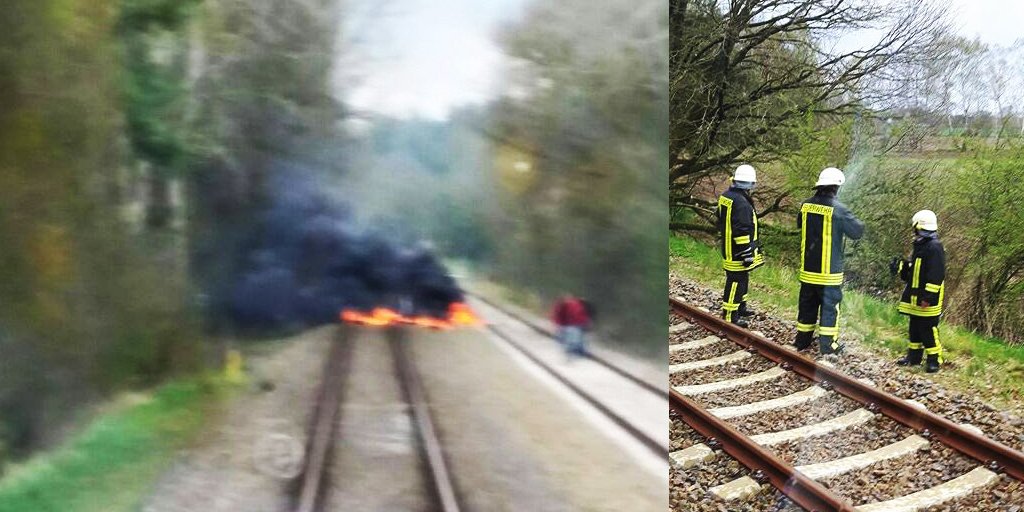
889;257;904;277
738;247;755;267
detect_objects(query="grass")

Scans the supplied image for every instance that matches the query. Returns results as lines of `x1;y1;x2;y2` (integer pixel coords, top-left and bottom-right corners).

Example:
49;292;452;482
671;234;1024;405
0;376;231;512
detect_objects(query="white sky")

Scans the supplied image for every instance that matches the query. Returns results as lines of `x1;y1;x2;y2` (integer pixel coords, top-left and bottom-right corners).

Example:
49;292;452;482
343;0;526;121
343;0;1022;121
947;0;1024;46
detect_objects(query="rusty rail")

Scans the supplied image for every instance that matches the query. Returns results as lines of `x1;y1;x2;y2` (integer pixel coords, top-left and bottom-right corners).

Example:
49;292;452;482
389;328;462;512
293;326;354;512
486;324;667;459
670;388;856;511
671;296;1024;483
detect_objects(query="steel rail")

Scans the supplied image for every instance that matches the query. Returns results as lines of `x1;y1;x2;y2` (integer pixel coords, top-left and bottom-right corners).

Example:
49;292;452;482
671;296;1024;482
389;328;463;512
670;388;857;511
468;292;663;396
293;327;354;512
485;324;667;459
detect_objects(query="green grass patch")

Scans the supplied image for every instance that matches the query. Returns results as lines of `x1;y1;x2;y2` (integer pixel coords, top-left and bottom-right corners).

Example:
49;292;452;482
0;377;230;512
671;234;1024;404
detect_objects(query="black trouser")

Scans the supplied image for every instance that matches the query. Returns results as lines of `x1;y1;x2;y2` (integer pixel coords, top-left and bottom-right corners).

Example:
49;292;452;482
722;270;749;322
909;315;942;361
795;283;842;353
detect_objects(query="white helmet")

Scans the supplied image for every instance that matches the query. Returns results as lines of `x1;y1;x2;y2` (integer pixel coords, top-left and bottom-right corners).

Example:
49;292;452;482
814;167;846;187
912;210;938;231
734;164;757;183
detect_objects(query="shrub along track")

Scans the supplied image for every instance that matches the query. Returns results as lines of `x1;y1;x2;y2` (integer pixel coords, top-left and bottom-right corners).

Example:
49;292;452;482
669;289;1024;512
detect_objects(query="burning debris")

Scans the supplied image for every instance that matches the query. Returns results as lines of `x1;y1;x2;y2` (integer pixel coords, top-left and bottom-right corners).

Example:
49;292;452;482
224;169;476;332
340;302;481;329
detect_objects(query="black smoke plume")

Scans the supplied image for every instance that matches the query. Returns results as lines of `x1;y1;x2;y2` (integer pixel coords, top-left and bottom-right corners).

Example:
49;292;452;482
220;170;464;331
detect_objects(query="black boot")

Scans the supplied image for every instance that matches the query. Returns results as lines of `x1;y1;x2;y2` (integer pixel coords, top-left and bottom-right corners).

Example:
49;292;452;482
794;331;814;351
896;348;923;367
819;336;844;355
738;303;755;317
925;354;940;373
723;311;748;328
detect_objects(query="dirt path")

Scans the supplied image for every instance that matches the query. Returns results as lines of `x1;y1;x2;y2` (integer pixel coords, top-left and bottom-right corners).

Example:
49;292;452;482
140;327;334;512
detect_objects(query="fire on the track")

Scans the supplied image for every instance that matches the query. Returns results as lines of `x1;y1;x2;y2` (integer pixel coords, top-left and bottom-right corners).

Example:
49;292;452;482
340;302;483;330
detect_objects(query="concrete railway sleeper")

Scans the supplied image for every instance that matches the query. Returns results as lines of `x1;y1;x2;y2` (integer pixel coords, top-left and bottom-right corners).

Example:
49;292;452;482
669;296;1024;511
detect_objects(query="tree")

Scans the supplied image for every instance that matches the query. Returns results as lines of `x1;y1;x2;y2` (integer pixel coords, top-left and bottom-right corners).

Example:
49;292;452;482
181;0;372;336
117;0;202;229
489;0;668;355
671;0;949;218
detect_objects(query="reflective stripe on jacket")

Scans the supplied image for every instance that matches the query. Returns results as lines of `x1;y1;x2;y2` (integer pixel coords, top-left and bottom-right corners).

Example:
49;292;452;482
797;192;864;285
717;187;764;272
898;235;946;317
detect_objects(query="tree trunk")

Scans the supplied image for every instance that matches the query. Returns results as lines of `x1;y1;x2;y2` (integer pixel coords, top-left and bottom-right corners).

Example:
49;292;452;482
146;170;173;230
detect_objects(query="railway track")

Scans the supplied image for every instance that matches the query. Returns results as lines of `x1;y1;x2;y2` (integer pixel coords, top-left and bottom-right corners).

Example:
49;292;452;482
469;292;667;461
669;296;1024;511
291;326;462;512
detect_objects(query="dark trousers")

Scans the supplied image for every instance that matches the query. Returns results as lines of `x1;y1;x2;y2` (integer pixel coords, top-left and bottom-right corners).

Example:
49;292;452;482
909;315;942;361
722;270;749;322
795;283;843;352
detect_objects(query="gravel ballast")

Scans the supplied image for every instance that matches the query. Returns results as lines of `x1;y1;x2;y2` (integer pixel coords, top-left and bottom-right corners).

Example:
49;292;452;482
690;372;811;409
669;272;1024;511
729;395;863;436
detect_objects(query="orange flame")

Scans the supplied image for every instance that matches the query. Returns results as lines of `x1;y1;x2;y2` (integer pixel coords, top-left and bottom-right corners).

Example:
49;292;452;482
339;302;483;330
448;302;482;327
340;307;403;327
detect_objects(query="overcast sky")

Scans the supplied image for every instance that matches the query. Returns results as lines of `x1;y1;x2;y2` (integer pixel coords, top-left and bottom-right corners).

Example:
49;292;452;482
947;0;1024;46
343;0;1022;121
343;0;526;121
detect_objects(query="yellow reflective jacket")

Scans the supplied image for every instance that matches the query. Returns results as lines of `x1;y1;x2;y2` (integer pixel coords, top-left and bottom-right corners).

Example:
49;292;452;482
717;187;764;272
898;234;946;317
797;192;864;286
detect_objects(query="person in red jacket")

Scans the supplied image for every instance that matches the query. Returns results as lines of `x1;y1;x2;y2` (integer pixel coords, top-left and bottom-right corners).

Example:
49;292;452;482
551;295;592;357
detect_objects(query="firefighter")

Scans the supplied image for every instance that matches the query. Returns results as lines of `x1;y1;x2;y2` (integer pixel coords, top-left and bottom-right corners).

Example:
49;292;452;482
890;210;946;373
794;167;864;355
716;164;765;328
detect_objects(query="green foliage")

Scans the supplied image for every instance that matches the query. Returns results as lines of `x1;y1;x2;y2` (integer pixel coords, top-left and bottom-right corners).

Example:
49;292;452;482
486;0;667;356
0;0;203;460
671;0;947;232
118;0;200;173
841;155;940;288
117;0;200;34
0;378;226;512
945;143;1024;339
778;113;853;193
837;137;1024;343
